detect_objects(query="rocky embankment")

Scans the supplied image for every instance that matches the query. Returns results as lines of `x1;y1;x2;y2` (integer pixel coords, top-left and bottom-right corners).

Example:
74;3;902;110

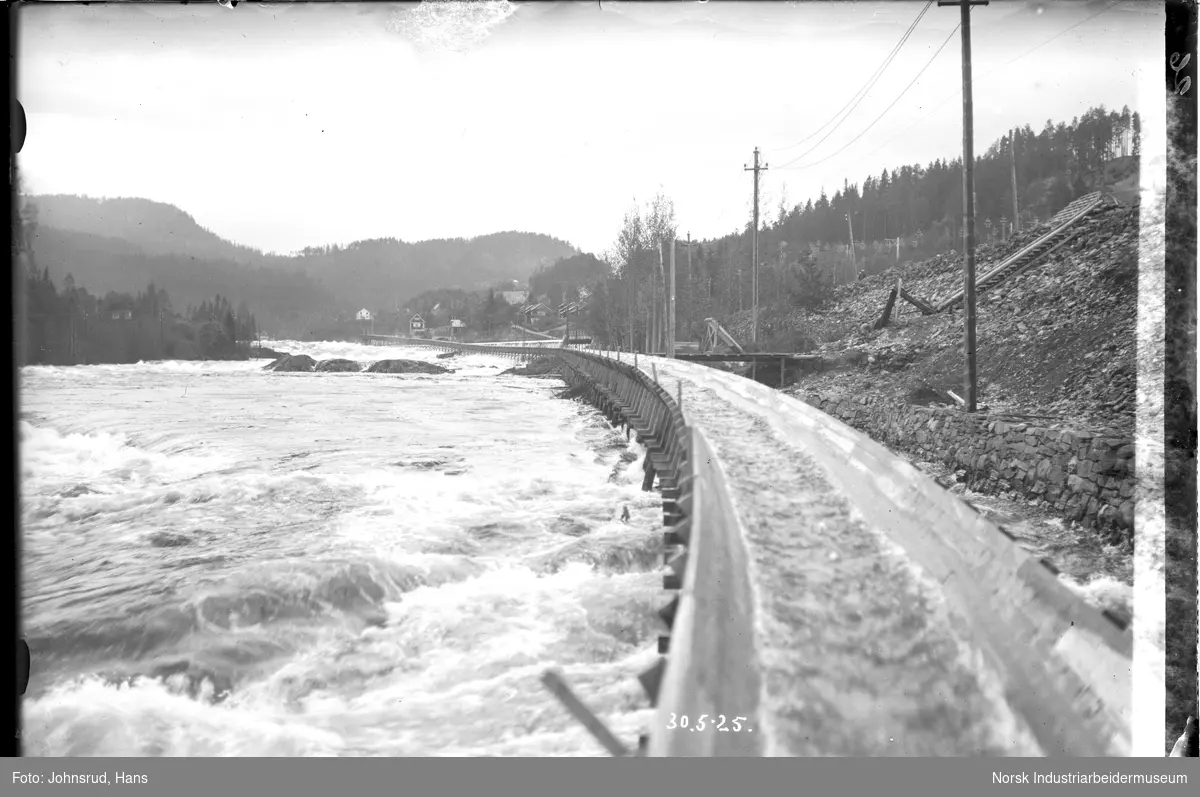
724;203;1138;433
716;202;1139;537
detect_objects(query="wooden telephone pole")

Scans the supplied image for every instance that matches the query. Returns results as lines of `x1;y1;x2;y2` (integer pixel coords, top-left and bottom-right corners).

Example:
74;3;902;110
1009;126;1020;233
686;232;693;338
744;147;768;344
940;0;987;413
845;213;856;283
668;238;676;358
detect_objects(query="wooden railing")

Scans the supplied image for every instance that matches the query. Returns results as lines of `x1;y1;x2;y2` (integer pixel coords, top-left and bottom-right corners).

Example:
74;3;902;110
645;425;765;756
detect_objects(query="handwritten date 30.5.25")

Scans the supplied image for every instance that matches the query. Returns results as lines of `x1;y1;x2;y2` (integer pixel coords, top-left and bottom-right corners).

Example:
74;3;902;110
666;714;751;732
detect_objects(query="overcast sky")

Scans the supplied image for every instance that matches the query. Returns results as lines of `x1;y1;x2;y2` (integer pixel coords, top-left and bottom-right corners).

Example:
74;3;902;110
17;0;1162;256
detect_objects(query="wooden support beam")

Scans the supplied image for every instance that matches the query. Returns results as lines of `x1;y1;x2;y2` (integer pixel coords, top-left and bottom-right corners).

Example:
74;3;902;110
658;595;679;629
875;287;899;330
540;670;631;757
638;658;667;706
899;287;938;315
664;518;691;546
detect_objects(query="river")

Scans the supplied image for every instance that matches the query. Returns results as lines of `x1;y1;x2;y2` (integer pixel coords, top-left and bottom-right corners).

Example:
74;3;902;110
19;341;665;756
18;339;1134;757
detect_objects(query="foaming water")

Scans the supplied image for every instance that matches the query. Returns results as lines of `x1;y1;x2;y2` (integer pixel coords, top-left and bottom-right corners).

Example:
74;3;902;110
20;341;662;756
914;460;1134;626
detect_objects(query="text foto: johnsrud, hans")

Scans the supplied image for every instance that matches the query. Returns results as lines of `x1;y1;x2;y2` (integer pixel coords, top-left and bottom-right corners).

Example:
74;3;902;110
14;771;149;785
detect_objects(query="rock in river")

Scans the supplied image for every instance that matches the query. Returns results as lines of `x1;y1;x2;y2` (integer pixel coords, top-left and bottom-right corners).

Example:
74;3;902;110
315;359;362;372
365;359;452;375
500;356;560;376
264;354;317;372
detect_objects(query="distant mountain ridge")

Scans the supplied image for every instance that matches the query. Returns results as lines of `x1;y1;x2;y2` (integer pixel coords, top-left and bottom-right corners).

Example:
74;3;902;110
286;232;579;308
25;194;580;334
29;194;279;266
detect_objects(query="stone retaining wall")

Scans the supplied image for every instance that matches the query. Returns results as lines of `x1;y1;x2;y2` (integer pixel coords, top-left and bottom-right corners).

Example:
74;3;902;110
796;392;1134;543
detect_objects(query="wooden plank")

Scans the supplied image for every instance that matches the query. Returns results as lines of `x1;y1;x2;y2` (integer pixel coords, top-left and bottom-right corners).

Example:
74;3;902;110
676;353;822;363
540;670;631;757
874;287;899;330
898;287;937;315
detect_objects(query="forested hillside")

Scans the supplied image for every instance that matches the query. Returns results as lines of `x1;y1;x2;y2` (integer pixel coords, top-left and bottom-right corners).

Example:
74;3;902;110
576;104;1142;351
290;231;577;311
29;225;337;338
25;195;578;338
30;194;282;266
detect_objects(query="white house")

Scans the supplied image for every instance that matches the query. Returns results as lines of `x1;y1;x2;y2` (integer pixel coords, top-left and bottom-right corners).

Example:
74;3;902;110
500;290;529;306
356;308;372;321
410;313;426;333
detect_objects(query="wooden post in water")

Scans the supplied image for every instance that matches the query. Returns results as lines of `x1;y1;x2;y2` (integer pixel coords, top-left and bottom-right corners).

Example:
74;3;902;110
780;357;785;389
540;670;631;757
641;453;656;492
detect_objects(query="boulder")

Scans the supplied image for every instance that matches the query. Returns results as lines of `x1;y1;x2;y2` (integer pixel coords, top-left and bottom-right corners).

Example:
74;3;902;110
315;359;362;372
264;354;317;372
500;356;560;376
365;359;452;375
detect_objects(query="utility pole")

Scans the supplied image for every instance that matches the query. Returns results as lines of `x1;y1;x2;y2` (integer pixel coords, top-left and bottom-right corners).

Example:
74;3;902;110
657;241;666;353
627;270;634;353
686;232;693;338
668;238;676;358
845;213;856;284
940;0;987;413
1009;126;1020;233
744;147;767;344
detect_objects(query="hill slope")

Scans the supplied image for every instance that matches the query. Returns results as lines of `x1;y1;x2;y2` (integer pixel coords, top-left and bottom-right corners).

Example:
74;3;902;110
29;226;338;336
724;201;1139;432
288;232;578;310
26;194;579;332
30;194;280;266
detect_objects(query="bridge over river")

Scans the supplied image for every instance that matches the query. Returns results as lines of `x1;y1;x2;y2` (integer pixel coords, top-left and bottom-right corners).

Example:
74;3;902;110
369;337;1134;758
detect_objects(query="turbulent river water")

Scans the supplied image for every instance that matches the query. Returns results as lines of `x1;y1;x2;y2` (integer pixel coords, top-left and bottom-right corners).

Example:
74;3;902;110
19;341;666;756
18;340;1134;758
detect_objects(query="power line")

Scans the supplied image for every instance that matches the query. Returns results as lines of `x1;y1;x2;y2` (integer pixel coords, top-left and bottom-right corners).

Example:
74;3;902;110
1002;0;1119;66
831;0;1121;167
766;1;934;155
778;21;960;172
